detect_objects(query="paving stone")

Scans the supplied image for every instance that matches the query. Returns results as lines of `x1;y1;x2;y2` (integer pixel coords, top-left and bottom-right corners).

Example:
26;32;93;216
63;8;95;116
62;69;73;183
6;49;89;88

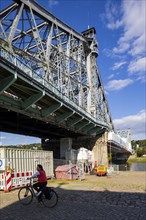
1;173;146;220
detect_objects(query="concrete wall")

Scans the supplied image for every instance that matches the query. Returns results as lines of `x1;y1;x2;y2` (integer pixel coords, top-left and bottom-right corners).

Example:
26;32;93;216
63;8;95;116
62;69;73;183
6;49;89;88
60;138;72;159
42;138;60;159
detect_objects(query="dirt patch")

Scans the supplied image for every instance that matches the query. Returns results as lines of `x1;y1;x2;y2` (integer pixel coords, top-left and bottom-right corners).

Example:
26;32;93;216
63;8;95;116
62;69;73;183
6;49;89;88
49;171;146;193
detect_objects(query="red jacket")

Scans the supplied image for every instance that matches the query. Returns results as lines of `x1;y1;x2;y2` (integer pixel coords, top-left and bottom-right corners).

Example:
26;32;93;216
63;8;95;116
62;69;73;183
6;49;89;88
38;170;47;183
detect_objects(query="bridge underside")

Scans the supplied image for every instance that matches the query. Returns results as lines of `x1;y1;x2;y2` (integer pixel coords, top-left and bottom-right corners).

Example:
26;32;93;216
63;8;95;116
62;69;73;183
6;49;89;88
107;142;129;154
0;0;113;141
107;141;131;164
0;54;107;139
0;106;86;139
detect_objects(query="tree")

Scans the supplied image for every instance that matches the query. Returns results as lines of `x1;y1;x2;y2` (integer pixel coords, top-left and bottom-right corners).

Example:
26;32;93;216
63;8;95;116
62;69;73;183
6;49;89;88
131;139;146;151
136;148;143;157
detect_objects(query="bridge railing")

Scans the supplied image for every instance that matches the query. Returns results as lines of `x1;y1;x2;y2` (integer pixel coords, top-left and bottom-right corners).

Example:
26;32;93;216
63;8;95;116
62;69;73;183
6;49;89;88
0;46;108;127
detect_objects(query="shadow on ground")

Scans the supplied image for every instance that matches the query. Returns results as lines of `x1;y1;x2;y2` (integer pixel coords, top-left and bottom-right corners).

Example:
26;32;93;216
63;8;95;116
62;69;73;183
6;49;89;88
0;182;146;220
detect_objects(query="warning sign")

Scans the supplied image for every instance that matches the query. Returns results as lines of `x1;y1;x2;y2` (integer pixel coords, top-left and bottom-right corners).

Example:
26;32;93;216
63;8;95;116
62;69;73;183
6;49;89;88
0;159;5;170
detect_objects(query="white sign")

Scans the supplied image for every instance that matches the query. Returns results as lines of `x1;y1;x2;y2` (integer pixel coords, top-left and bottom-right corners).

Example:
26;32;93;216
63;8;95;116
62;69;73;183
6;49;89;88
0;159;5;170
34;156;40;162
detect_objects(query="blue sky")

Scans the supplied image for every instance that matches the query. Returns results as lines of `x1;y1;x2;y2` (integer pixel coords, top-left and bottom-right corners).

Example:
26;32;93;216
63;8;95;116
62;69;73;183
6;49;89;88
0;0;145;145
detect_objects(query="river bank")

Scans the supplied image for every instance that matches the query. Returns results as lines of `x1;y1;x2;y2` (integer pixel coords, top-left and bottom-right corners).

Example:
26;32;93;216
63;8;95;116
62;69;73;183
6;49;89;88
128;157;146;163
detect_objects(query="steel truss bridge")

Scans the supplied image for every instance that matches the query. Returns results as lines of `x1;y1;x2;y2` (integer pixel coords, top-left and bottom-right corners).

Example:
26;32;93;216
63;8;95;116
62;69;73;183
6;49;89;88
0;0;131;154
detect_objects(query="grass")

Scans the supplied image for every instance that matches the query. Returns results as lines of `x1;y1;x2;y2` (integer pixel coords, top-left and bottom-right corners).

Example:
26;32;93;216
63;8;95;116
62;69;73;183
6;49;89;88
128;157;146;163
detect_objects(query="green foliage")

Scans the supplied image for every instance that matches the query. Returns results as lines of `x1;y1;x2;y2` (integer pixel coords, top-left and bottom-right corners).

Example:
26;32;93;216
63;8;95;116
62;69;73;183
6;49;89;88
128;157;146;163
136;148;143;157
0;143;42;150
131;139;146;149
131;139;146;157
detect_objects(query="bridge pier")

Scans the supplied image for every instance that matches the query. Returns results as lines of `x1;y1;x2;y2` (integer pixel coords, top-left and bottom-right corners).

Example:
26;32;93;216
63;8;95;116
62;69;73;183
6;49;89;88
41;138;60;159
60;138;72;159
42;132;108;166
92;132;108;166
41;138;72;159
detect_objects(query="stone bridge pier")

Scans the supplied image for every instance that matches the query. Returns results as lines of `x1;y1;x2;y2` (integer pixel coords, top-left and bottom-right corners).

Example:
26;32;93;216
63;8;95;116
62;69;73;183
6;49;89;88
92;132;108;166
42;131;108;166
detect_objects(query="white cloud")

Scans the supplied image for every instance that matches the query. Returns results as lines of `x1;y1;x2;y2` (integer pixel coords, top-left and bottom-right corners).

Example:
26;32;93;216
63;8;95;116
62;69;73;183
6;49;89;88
108;74;114;79
105;78;133;91
48;0;58;9
112;61;127;71
120;0;145;43
103;48;125;60
127;57;146;82
0;132;41;146
129;34;145;56
114;1;145;51
0;136;6;140
112;0;145;56
102;1;123;30
103;0;146;82
107;20;123;30
0;136;6;145
113;110;146;140
128;57;146;74
113;42;130;54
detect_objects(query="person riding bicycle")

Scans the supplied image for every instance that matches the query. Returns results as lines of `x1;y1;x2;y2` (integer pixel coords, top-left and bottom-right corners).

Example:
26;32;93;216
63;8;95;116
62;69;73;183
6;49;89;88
29;164;47;200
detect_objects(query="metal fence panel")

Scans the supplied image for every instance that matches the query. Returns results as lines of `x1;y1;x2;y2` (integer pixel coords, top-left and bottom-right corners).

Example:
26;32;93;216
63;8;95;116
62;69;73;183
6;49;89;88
0;148;54;178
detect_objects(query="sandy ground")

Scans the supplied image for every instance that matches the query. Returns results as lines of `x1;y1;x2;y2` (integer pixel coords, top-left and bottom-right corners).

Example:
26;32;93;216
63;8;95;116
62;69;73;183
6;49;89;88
0;171;146;220
48;171;146;193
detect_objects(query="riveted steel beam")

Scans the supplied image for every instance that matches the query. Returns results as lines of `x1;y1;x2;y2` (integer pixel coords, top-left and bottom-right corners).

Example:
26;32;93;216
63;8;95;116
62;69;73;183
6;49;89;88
41;103;62;117
0;94;21;108
21;91;45;110
7;3;24;45
17;0;86;42
56;111;75;122
0;73;17;95
75;121;90;130
0;94;40;116
81;123;96;132
0;3;18;18
88;127;105;135
66;116;84;127
12;22;46;42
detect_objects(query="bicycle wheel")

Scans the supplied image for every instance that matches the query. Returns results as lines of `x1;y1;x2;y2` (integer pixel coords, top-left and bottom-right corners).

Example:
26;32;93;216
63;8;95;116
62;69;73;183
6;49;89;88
18;186;33;205
42;189;58;208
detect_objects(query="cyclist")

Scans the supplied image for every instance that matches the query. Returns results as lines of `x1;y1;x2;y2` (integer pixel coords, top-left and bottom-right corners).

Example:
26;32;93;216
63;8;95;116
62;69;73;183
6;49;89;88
29;164;47;200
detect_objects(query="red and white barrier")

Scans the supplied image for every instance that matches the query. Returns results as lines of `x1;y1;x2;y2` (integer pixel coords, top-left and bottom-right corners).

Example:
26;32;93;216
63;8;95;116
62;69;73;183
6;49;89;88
0;171;33;192
6;171;12;191
0;173;5;190
11;171;33;190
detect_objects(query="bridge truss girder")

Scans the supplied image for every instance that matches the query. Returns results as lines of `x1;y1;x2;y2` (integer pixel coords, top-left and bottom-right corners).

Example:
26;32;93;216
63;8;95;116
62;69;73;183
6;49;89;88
0;0;114;137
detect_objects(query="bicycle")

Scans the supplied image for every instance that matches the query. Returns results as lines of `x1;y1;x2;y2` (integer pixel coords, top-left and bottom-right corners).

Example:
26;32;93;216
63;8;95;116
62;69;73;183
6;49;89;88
18;179;58;208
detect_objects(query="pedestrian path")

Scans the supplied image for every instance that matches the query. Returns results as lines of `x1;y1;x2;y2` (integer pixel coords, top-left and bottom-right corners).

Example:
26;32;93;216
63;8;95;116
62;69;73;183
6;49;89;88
0;182;146;220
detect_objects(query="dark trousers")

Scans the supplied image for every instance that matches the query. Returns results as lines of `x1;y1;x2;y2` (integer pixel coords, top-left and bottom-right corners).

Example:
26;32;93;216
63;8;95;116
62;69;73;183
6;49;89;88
33;182;47;192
